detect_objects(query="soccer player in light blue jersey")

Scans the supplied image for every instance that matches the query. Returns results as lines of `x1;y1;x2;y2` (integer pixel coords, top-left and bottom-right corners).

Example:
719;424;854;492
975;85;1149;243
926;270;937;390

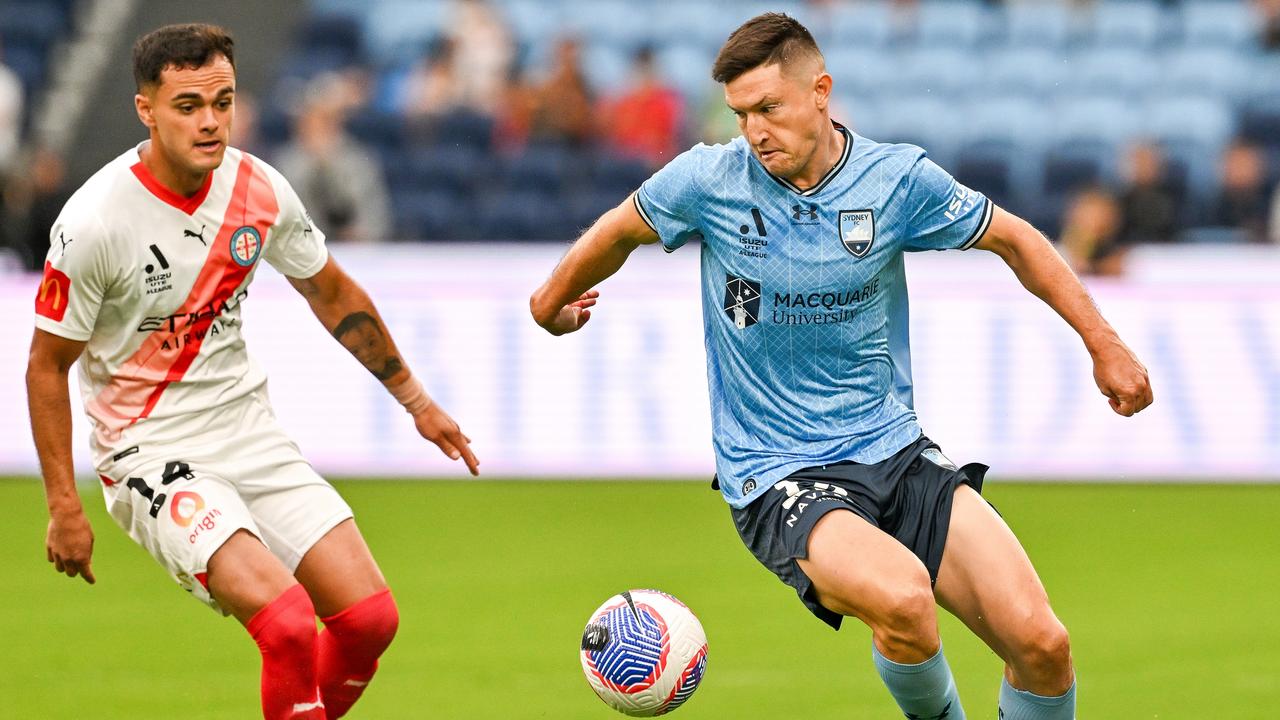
531;13;1151;720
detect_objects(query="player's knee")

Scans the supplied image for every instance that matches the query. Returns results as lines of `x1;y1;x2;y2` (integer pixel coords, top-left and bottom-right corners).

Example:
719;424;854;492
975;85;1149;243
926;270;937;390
325;589;399;661
872;579;938;658
251;585;319;657
1011;615;1072;682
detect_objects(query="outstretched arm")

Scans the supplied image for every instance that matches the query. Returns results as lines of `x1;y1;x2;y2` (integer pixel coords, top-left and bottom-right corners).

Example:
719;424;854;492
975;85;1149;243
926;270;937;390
530;194;660;335
27;329;96;584
288;256;479;474
975;206;1153;416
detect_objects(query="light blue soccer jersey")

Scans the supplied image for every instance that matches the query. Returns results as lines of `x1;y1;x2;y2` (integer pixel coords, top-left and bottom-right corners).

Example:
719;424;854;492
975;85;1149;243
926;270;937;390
635;124;992;508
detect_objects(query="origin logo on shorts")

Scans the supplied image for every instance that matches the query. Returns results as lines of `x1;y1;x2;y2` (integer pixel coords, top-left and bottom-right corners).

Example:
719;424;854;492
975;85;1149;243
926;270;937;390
169;491;206;527
229;226;262;267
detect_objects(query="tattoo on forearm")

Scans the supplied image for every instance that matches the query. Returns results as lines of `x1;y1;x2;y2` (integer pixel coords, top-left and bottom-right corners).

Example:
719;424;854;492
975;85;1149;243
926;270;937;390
332;311;403;381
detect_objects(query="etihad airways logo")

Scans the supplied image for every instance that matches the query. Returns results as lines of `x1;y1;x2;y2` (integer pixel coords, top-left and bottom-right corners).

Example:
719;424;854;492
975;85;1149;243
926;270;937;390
35;261;71;321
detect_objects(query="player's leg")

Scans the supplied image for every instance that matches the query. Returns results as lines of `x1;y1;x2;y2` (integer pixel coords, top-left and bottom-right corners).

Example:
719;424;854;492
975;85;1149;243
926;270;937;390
799;509;965;720
206;530;326;720
294;519;399;720
933;485;1075;719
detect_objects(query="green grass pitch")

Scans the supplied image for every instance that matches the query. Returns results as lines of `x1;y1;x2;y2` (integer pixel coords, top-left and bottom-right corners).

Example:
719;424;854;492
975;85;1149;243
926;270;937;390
2;478;1277;718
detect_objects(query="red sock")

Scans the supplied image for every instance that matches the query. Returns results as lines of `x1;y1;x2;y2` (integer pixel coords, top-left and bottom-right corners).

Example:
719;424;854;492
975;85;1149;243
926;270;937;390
247;584;325;720
316;589;399;719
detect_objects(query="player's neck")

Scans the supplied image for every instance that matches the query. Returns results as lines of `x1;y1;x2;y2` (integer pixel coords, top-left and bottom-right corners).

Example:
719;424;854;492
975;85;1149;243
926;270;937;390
138;140;210;197
790;123;846;191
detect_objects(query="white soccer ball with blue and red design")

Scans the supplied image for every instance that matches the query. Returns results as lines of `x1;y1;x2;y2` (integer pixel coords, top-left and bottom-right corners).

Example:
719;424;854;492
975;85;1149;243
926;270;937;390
579;589;708;716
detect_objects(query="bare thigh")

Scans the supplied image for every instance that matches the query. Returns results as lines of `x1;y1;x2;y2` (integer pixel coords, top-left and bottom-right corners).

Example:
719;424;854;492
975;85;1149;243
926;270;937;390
933;485;1073;692
798;509;939;662
294;519;388;618
207;529;300;626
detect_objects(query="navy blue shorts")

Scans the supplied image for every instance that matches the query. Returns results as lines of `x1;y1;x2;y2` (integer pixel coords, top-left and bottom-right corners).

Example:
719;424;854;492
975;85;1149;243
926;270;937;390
729;435;988;630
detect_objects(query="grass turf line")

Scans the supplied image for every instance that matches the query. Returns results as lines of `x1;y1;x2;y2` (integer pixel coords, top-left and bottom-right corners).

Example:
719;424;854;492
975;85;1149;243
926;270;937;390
1;479;1277;718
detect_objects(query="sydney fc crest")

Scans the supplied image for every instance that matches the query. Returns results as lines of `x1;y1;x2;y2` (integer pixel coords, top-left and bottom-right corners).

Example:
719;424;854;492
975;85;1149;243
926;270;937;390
723;274;761;329
839;209;875;258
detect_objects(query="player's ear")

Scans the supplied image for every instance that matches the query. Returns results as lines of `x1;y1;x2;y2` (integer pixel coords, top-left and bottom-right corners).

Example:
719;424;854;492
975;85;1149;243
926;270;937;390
813;72;833;111
135;91;155;130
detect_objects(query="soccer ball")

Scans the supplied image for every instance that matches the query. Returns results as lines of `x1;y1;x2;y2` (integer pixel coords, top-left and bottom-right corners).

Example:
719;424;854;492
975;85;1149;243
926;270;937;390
579;589;708;716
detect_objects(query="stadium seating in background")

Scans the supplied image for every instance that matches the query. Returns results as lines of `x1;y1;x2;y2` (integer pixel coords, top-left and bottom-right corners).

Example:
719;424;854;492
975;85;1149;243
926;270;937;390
282;0;1279;242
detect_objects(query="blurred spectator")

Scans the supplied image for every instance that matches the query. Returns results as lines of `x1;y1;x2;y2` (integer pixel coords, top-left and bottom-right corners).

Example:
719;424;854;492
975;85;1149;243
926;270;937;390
528;38;595;147
232;92;266;158
274;76;392;242
2;146;70;272
1270;183;1280;243
1059;186;1127;277
601;46;684;167
1258;0;1280;50
0;40;23;175
493;63;536;151
1211;140;1270;242
1117;142;1181;244
400;38;466;120
447;0;514;115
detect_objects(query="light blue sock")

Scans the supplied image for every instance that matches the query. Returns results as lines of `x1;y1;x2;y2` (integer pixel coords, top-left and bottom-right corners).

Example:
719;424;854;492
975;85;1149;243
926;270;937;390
999;677;1076;720
872;644;965;720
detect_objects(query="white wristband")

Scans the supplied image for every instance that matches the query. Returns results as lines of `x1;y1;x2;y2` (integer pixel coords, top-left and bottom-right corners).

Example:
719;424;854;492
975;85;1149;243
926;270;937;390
388;374;433;416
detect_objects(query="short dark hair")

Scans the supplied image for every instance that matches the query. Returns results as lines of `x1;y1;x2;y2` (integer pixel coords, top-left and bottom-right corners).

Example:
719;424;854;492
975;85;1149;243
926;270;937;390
712;13;822;84
132;23;235;90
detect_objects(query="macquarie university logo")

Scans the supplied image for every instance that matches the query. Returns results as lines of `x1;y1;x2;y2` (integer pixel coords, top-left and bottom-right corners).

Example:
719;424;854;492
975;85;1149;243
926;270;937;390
723;274;761;329
839;209;875;258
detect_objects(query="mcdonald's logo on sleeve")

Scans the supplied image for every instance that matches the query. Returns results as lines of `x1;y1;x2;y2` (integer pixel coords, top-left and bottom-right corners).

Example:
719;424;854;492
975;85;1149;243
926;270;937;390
35;261;72;322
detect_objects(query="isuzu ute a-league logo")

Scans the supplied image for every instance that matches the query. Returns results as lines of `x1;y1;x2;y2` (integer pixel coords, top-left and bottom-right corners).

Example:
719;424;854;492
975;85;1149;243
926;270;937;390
723;274;761;329
839;209;875;258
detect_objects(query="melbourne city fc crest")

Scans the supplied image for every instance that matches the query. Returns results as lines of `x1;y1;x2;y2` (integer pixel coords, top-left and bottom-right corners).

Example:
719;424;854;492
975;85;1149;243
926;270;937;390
839;209;875;258
723;274;761;329
229;226;262;267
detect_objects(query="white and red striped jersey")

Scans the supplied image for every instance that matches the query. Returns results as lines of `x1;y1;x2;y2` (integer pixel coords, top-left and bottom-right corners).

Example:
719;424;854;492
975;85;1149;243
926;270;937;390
34;143;327;462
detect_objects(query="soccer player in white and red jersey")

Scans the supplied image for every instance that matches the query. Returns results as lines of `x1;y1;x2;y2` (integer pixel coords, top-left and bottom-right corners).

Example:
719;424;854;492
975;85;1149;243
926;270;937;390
26;24;479;719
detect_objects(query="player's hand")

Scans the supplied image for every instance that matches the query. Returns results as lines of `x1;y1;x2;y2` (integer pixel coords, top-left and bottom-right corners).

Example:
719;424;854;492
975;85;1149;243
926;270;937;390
47;509;96;584
542;290;599;336
413;403;480;476
1091;339;1153;417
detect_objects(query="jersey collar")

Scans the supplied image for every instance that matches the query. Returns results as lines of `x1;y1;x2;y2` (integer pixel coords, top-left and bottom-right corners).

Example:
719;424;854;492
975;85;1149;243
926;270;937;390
761;121;853;197
130;143;215;215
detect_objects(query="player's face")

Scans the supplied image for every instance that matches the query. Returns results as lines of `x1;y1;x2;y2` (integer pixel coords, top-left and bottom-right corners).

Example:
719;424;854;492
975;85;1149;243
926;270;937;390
136;55;236;179
724;61;830;181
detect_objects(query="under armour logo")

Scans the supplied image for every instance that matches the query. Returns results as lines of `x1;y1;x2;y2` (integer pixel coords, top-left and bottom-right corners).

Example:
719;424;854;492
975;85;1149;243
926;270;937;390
184;225;207;246
791;203;819;221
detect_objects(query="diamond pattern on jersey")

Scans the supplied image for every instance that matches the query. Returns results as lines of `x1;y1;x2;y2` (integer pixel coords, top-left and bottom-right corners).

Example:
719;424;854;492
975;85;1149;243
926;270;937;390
641;131;988;507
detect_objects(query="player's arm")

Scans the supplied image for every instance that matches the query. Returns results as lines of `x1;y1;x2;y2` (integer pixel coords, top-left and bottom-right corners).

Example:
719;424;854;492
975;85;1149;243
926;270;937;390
974;206;1153;416
287;256;479;475
26;328;96;584
530;193;660;335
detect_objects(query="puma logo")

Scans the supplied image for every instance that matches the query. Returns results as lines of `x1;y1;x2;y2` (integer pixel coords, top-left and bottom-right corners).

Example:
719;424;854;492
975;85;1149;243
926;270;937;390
184;225;207;246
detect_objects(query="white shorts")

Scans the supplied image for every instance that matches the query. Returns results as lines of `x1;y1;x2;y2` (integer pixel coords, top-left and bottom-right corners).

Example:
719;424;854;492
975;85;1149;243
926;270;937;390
95;388;352;614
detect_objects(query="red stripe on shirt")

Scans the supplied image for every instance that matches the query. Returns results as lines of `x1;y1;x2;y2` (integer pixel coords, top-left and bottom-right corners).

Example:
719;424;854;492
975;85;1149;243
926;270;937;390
130;161;215;215
88;155;279;436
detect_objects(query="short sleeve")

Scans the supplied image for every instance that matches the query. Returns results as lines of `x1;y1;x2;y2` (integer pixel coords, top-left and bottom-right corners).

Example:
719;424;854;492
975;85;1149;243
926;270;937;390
34;213;111;342
901;157;993;252
262;171;329;278
633;145;710;252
